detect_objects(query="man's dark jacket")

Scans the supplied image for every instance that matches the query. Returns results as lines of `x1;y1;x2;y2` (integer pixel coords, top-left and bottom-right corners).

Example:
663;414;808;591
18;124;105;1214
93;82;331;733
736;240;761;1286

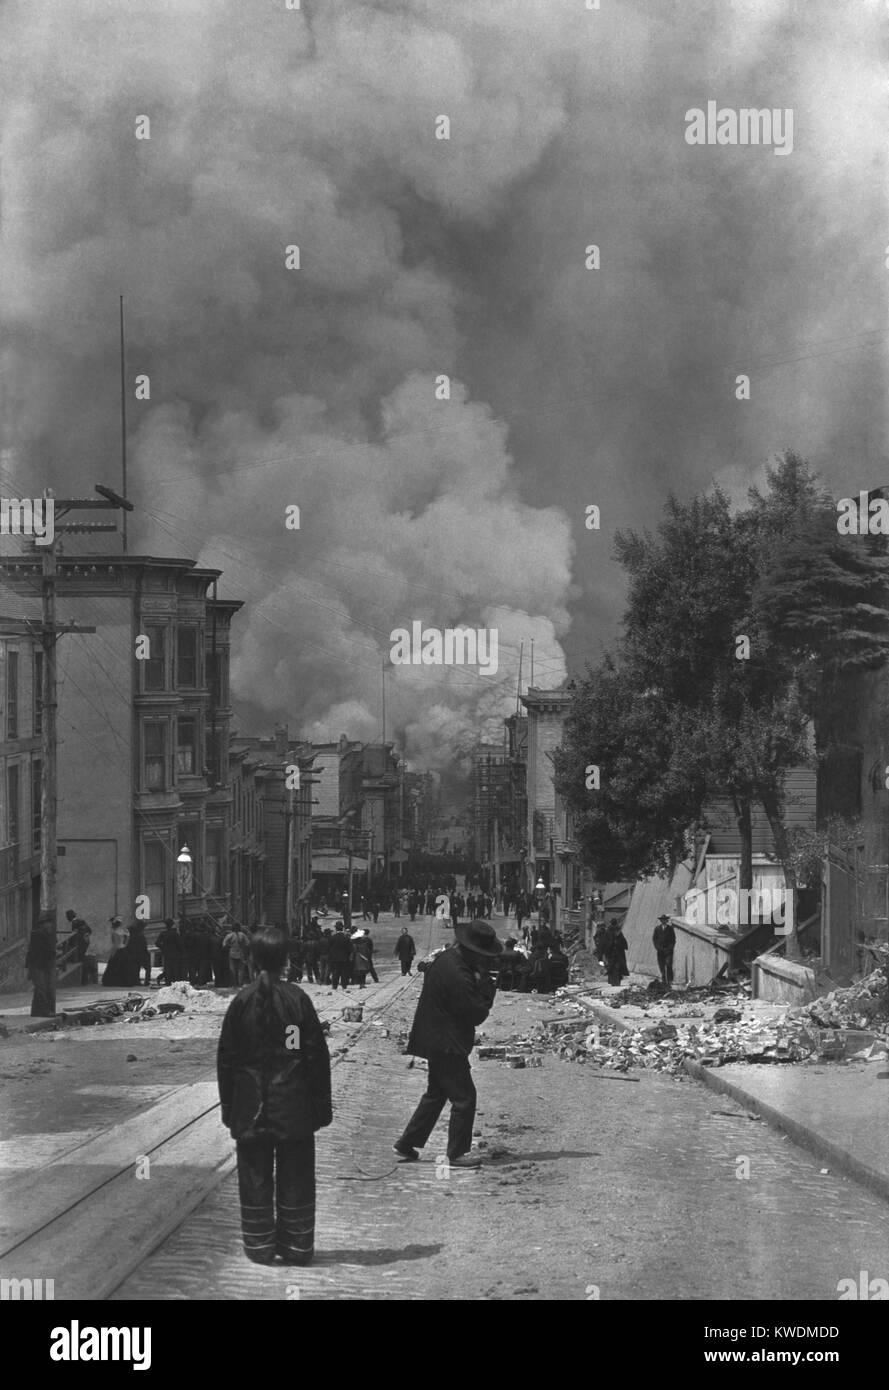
652;922;676;951
327;931;353;965
217;979;332;1140
407;945;496;1058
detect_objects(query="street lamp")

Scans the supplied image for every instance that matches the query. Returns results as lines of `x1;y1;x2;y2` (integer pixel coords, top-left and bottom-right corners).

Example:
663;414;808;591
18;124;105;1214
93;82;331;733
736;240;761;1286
177;844;193;928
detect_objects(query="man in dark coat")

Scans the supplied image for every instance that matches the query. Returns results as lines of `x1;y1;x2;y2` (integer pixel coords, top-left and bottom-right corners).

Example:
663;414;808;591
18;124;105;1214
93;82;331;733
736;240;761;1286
129;920;152;986
217;928;331;1265
394;926;416;975
394;920;502;1169
156;917;184;983
26;913;56;1017
327;923;352;990
652;914;676;987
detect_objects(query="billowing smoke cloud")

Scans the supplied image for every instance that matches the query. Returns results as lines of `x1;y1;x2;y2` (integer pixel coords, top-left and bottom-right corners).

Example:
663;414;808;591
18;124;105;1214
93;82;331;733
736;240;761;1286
1;0;885;772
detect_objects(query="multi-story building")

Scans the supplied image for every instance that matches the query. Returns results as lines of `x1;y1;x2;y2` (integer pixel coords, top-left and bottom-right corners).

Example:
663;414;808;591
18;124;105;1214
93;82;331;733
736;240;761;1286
522;685;583;919
0;619;43;990
230;727;315;930
339;738;400;879
0;553;242;959
471;742;511;879
228;743;266;927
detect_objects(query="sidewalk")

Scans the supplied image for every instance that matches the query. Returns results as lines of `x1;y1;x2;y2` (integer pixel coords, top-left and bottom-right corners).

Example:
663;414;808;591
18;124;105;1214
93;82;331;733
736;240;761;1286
579;989;889;1205
0;985;137;1036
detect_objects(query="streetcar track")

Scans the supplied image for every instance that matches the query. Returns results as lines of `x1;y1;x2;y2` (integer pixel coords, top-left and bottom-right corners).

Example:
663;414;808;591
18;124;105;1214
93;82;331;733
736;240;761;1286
0;967;416;1297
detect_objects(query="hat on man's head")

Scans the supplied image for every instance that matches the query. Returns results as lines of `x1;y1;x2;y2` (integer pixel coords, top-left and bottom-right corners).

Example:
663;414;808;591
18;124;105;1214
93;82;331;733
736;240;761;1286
110;916;122;925
454;920;503;958
504;937;517;948
164;917;175;928
658;914;670;923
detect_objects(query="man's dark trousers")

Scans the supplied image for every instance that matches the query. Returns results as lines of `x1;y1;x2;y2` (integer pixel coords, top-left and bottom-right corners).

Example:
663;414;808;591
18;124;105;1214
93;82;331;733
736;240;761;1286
657;949;674;986
236;1135;315;1265
398;1053;476;1161
330;962;349;989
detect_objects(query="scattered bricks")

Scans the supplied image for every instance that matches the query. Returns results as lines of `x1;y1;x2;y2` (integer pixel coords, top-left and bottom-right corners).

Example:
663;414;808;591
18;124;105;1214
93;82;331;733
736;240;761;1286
342;1006;364;1022
527;1056;543;1067
546;1018;590;1036
477;1045;507;1060
507;1056;526;1068
713;1008;742;1024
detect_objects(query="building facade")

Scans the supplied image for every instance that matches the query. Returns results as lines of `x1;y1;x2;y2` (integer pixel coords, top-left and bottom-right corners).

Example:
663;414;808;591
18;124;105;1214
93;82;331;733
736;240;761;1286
0;553;242;960
339;738;400;880
522;685;583;918
230;727;315;931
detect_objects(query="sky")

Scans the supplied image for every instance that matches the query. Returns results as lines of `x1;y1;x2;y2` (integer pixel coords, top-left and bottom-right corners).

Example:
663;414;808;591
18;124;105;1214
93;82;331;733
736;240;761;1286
1;0;886;776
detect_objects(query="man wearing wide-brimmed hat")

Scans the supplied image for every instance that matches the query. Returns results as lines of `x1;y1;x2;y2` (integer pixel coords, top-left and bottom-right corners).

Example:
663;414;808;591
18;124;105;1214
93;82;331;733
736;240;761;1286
652;913;676;988
393;920;502;1169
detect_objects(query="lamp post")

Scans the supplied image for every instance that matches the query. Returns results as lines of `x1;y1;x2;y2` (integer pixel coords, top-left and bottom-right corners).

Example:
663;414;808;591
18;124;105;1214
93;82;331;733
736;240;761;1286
177;844;193;929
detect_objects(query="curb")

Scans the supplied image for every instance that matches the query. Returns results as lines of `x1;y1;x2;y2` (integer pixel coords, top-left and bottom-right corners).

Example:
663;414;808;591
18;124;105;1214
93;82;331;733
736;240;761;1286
683;1059;889;1207
0;1016;60;1037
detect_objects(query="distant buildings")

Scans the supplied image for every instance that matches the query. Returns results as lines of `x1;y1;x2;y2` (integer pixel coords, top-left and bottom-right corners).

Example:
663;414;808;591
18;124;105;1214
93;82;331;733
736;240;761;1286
339;739;400;882
230;727;315;930
521;686;584;914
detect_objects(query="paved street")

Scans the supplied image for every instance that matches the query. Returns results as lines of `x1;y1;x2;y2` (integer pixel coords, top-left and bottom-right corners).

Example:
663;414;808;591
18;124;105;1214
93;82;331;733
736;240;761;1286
1;911;887;1301
4;911;884;1302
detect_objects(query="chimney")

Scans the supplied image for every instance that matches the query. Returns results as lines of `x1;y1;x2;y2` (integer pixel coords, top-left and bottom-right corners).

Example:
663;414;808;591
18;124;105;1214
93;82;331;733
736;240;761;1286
274;724;288;758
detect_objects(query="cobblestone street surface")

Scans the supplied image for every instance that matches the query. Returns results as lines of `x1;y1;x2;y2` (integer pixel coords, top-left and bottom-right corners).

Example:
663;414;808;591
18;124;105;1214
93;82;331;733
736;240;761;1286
3;914;889;1302
108;918;889;1302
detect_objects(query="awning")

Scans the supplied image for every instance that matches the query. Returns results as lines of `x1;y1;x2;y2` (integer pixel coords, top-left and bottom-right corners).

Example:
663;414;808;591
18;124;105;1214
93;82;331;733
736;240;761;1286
311;855;368;875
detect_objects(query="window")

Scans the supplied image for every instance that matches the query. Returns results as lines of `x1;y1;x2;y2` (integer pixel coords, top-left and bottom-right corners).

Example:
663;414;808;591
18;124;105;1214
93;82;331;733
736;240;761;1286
143;625;166;692
7;765;20;845
33;650;43;736
143;839;168;922
205;728;223;786
176;628;198;688
176;716;197;776
6;651;18;738
205;826;223;895
31;761;41;854
206;650;225;706
143;721;167;790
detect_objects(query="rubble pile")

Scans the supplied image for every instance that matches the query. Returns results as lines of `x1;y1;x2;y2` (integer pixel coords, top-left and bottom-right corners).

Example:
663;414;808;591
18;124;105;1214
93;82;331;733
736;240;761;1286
479;978;889;1075
130;981;229;1019
790;968;889;1034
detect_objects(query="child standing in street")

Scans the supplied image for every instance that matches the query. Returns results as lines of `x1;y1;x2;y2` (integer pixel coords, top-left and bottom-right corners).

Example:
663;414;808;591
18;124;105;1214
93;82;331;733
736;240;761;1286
217;928;332;1266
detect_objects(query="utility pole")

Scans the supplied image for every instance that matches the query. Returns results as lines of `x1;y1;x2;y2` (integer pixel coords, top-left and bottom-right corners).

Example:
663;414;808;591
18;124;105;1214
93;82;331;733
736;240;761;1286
32;486;133;1002
283;783;295;934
